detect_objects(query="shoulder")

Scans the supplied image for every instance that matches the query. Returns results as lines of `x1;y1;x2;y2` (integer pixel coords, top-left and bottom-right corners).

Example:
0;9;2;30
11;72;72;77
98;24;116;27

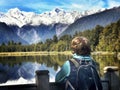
62;60;70;68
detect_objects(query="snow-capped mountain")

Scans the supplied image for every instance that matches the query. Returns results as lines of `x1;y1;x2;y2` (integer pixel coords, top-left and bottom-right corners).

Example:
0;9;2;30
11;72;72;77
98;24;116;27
0;22;28;44
0;7;120;44
0;8;105;27
59;6;120;37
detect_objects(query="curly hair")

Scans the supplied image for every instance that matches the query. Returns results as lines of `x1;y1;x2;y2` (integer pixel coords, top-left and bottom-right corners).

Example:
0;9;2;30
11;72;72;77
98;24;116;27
71;36;91;55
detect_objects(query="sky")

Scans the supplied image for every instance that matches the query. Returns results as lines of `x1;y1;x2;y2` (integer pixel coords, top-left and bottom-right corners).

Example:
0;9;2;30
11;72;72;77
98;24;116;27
0;0;120;13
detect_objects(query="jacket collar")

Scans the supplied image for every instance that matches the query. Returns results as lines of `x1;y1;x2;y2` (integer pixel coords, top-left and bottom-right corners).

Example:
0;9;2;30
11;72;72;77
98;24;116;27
72;53;92;61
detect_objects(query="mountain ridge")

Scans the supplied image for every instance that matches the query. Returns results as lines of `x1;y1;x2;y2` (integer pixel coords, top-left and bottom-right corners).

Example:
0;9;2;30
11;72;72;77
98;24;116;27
59;6;120;37
0;22;28;44
0;7;120;44
0;7;105;27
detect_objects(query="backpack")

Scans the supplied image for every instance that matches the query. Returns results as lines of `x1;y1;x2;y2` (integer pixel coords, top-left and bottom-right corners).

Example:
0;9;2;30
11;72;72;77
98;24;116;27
65;58;102;90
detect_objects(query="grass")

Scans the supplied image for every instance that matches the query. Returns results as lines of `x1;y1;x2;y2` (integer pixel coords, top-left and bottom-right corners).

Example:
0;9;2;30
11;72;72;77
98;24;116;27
0;51;119;58
0;51;72;57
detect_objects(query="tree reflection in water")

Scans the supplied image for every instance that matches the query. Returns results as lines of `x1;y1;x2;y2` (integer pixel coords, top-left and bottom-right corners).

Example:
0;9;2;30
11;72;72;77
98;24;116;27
0;54;119;84
92;55;120;77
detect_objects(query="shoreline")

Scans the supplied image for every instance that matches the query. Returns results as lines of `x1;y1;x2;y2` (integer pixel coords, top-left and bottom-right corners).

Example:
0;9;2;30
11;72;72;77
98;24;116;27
0;51;72;56
0;51;120;56
0;51;119;57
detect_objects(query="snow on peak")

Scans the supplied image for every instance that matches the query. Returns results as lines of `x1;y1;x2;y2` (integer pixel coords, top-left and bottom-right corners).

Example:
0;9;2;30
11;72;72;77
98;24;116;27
0;8;105;27
54;8;64;13
8;8;21;15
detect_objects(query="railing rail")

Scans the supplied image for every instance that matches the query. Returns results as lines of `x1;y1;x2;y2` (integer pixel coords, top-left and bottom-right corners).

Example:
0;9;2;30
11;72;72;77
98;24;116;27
0;66;119;90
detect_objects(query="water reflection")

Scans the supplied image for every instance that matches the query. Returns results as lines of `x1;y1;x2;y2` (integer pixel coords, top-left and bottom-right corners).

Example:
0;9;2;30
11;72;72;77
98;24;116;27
0;54;119;84
93;55;120;76
0;55;71;84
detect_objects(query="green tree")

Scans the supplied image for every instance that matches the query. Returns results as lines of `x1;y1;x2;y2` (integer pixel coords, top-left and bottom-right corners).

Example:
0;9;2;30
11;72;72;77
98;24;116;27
53;35;58;43
97;19;120;52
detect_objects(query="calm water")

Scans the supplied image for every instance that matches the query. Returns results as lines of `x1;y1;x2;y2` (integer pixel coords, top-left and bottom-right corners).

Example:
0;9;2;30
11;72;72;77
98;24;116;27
0;54;119;84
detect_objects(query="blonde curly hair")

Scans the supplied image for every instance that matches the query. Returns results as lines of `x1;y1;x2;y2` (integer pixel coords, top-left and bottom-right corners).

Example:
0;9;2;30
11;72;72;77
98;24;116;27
71;36;91;55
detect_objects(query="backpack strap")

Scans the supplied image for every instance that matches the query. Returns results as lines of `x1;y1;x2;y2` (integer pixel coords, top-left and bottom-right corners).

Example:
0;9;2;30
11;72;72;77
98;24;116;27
65;80;75;90
69;58;80;68
70;58;92;67
69;58;80;90
91;67;98;90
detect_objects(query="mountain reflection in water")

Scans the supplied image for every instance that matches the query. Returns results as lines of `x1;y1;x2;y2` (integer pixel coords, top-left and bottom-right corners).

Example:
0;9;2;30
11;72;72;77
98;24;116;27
0;54;119;85
0;55;70;84
0;62;59;84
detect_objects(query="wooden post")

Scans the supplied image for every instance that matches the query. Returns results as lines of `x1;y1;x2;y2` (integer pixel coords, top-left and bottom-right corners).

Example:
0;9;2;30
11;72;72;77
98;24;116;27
104;66;120;90
36;70;49;90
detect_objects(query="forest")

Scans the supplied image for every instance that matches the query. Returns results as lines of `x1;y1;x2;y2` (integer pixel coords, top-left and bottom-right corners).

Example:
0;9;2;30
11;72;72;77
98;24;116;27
0;19;120;52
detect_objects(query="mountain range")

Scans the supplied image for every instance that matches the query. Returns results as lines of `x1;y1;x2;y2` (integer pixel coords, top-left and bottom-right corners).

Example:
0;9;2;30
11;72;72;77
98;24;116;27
59;6;120;37
0;7;120;44
0;8;105;27
0;22;28;44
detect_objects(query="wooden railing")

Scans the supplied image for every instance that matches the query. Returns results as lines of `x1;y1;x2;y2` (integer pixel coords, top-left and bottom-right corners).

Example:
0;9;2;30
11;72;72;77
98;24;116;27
0;66;119;90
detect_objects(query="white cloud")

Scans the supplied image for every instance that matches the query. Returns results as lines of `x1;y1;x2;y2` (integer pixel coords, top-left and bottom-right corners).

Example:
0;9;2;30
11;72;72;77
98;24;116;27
24;1;58;13
20;0;106;13
71;3;83;9
26;0;120;13
60;0;105;12
107;0;120;8
0;0;120;13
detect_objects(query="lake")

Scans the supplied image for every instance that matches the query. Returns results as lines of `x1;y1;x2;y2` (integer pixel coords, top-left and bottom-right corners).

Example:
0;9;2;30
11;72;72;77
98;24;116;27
0;54;119;85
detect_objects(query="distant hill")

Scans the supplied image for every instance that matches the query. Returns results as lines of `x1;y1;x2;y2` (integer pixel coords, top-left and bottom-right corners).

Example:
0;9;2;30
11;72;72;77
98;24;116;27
59;7;120;37
0;22;28;44
8;23;68;44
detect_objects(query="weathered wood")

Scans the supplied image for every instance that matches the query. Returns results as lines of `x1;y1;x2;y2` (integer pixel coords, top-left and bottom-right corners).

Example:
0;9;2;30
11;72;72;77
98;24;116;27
49;82;64;90
0;66;119;90
104;66;120;90
0;84;36;90
36;70;49;90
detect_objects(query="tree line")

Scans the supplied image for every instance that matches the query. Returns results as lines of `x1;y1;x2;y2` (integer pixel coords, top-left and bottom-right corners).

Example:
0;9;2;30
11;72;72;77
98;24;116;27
0;19;120;52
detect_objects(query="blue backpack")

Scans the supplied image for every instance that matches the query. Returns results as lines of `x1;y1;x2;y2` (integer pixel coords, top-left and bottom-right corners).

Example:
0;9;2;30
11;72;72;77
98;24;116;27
65;59;102;90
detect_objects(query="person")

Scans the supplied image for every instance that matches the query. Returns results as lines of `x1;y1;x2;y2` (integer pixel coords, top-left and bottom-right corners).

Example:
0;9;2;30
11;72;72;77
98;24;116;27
55;36;102;90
